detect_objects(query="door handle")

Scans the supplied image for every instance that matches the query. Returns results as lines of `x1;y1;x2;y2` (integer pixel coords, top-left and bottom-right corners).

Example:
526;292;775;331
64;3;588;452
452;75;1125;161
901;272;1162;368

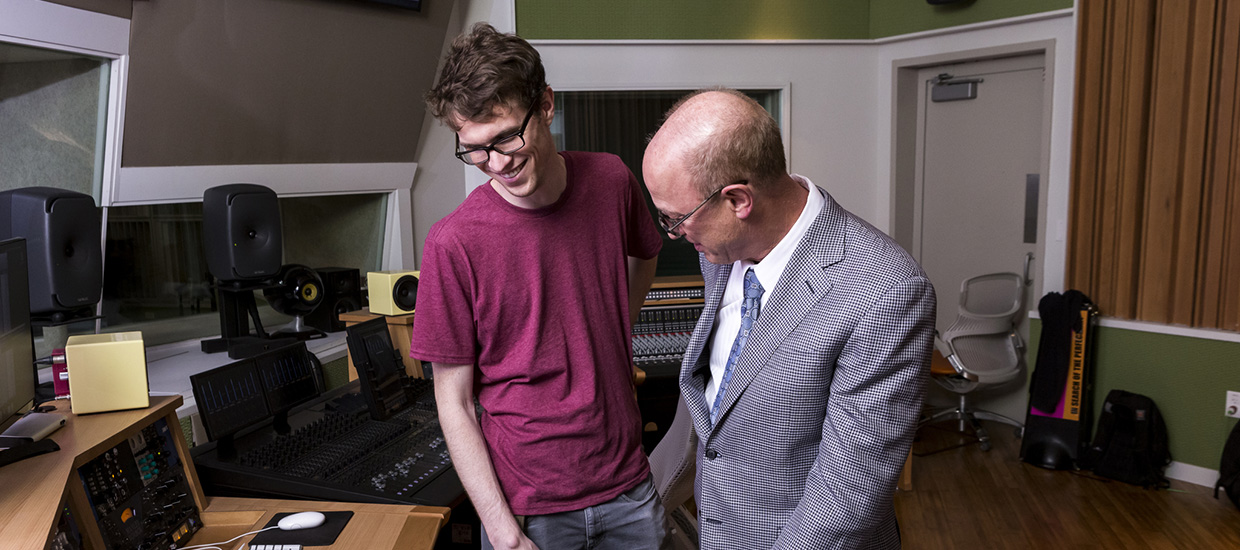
1024;174;1039;244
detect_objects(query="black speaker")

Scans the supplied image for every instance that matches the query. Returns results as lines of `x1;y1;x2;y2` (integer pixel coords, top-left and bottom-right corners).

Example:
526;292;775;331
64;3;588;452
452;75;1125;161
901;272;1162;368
0;187;102;317
202;184;282;281
263;264;324;317
306;267;363;333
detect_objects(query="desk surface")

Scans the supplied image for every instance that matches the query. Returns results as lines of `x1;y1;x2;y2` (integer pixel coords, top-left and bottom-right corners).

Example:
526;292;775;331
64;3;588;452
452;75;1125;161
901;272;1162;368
194;497;448;550
0;396;182;549
0;396;449;550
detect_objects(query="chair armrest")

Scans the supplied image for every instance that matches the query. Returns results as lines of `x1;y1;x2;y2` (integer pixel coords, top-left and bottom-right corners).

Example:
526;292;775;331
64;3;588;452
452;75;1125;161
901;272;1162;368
932;333;953;359
932;335;974;380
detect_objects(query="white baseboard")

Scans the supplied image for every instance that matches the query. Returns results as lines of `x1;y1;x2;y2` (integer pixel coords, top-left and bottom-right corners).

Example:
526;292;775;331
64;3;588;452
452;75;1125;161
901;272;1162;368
1167;461;1218;488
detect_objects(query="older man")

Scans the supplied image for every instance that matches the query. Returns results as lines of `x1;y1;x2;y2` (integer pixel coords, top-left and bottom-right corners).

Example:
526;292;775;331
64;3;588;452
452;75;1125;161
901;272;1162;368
645;89;935;549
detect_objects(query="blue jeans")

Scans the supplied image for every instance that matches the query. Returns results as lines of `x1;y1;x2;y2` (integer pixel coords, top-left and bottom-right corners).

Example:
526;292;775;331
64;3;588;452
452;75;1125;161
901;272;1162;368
481;475;669;550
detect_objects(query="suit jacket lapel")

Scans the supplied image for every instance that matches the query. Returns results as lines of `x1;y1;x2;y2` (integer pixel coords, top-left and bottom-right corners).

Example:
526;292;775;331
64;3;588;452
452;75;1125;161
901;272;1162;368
709;187;847;434
681;262;731;440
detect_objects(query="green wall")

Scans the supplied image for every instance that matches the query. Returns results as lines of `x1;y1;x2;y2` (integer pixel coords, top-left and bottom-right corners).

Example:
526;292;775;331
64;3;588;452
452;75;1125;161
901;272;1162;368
868;0;1072;38
1029;319;1240;472
516;0;1071;40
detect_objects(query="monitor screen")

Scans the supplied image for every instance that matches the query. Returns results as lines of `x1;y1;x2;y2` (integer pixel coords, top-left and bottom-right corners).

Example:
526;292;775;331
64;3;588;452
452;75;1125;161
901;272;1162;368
253;342;320;415
0;238;35;432
190;358;270;442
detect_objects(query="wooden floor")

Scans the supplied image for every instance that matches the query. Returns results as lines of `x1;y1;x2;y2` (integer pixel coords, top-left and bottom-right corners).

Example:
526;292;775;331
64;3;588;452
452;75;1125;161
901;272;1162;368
895;420;1240;549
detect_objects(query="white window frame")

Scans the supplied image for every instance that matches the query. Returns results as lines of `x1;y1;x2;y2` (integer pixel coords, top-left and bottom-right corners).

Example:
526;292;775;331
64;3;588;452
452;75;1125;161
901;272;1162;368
113;164;417;270
2;0;130;205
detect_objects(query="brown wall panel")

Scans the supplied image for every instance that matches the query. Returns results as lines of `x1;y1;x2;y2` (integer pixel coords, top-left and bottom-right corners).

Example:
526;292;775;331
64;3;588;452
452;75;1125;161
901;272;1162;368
122;0;451;167
1069;0;1240;332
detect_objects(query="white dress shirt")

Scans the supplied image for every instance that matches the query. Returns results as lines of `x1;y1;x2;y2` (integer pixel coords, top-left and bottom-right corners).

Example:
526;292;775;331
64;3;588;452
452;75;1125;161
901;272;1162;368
704;175;824;411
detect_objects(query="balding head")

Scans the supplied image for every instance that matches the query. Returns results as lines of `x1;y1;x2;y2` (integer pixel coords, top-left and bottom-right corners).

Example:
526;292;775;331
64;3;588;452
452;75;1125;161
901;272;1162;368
643;88;803;265
645;89;786;197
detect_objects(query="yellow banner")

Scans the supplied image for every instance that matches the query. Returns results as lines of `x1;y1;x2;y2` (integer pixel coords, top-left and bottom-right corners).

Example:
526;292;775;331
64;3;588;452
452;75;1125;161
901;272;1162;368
1061;310;1088;421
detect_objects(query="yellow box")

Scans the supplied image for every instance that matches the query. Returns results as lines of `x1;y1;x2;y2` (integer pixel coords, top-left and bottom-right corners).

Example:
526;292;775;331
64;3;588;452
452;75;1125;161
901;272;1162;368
65;331;150;415
367;270;419;316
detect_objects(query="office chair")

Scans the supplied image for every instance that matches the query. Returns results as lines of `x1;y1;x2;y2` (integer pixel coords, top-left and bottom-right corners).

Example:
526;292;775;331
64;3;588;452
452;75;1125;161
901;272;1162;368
921;272;1026;451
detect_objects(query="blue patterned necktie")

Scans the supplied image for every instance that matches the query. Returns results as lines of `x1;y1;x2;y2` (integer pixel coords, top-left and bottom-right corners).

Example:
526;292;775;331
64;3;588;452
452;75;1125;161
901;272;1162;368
711;268;764;424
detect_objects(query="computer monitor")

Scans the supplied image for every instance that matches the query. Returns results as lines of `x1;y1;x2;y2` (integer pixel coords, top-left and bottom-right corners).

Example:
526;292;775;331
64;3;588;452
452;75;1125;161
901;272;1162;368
0;238;36;433
190;357;269;461
252;342;321;434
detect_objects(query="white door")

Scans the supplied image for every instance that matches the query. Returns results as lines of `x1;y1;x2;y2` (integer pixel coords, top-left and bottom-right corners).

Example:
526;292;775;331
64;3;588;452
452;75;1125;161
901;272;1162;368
915;54;1046;335
914;54;1048;421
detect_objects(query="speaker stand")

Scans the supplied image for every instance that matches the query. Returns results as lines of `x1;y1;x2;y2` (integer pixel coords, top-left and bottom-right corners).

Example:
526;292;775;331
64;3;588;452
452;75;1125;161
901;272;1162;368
202;281;296;359
272;316;326;342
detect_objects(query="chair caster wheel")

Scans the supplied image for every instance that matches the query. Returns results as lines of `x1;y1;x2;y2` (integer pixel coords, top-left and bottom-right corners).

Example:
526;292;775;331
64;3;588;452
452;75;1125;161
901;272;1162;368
979;441;991;452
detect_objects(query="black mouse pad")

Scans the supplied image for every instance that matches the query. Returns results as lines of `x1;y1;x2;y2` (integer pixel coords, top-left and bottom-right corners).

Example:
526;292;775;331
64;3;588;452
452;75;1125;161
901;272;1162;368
248;511;353;546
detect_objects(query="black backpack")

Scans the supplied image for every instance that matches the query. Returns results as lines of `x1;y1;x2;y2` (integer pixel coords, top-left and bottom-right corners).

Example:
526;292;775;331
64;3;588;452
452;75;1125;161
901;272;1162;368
1215;421;1240;508
1082;390;1171;488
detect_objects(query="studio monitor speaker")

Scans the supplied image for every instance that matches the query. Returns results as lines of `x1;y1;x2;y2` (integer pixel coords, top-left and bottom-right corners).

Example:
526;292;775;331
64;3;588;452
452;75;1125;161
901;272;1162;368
368;270;418;316
0;187;102;317
203;184;282;281
306;267;362;332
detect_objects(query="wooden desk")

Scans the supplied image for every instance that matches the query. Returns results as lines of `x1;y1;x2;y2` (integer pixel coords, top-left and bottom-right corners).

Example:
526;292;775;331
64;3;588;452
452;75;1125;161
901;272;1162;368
194;497;448;550
339;308;423;380
0;396;447;550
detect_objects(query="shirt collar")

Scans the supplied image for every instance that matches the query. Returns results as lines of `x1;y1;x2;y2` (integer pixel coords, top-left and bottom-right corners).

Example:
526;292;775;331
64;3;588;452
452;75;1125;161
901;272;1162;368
732;174;823;294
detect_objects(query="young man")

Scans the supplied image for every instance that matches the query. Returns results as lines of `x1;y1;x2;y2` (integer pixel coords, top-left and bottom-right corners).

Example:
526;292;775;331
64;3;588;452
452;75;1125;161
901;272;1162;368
644;89;936;549
410;23;667;550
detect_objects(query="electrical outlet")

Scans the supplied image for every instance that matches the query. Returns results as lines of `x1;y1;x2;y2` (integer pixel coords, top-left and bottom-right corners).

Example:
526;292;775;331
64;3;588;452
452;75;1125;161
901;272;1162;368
1227;391;1240;419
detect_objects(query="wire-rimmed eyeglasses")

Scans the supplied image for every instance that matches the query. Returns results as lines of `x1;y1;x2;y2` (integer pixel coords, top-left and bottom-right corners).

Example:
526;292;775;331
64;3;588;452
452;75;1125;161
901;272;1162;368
657;185;726;236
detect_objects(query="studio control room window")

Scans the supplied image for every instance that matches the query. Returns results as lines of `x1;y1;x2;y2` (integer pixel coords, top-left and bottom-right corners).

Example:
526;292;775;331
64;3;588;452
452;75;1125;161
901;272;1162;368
1;41;109;356
0;42;108;198
100;193;388;346
3;42;393;349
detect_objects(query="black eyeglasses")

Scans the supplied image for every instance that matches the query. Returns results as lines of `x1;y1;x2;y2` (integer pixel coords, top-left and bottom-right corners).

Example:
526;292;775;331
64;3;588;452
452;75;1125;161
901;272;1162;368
455;101;538;166
658;186;725;236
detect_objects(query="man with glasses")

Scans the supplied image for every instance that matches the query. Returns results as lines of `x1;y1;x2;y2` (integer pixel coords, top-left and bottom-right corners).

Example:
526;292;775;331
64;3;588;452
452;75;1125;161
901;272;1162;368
644;88;936;549
410;23;667;550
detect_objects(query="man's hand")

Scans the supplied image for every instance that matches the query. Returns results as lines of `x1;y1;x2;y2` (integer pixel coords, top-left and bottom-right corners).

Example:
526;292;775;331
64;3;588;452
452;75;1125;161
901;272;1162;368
488;523;540;550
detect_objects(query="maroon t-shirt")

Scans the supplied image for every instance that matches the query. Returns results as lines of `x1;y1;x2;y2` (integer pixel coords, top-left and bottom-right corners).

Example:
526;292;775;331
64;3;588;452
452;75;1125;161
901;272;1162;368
409;151;663;515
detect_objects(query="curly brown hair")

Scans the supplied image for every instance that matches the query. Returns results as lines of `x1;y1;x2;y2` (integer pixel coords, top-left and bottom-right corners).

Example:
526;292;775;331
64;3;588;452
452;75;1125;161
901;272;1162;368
425;23;547;130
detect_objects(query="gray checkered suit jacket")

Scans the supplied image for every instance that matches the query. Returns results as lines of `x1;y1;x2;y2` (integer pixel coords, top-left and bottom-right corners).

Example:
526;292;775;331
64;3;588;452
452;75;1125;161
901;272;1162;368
675;185;935;549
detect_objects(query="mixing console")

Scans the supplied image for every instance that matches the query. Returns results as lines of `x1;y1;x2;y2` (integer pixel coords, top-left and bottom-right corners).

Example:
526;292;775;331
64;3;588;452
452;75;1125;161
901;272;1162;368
632;304;703;373
192;378;460;507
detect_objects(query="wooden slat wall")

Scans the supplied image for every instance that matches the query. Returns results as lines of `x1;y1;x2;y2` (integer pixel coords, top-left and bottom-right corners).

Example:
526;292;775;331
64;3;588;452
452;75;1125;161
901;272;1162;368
1067;0;1240;331
1198;0;1240;331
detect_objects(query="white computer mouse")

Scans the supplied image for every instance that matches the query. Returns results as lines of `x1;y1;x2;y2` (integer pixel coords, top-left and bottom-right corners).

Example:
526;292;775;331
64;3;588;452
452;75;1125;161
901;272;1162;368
277;511;326;530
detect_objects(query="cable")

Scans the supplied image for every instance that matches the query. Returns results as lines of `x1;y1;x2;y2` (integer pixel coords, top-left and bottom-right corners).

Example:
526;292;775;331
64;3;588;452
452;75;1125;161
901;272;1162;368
178;525;279;550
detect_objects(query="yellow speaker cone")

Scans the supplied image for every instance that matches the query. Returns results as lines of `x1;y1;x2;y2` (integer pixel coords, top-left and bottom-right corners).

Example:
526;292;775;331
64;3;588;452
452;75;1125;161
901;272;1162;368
300;282;320;302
